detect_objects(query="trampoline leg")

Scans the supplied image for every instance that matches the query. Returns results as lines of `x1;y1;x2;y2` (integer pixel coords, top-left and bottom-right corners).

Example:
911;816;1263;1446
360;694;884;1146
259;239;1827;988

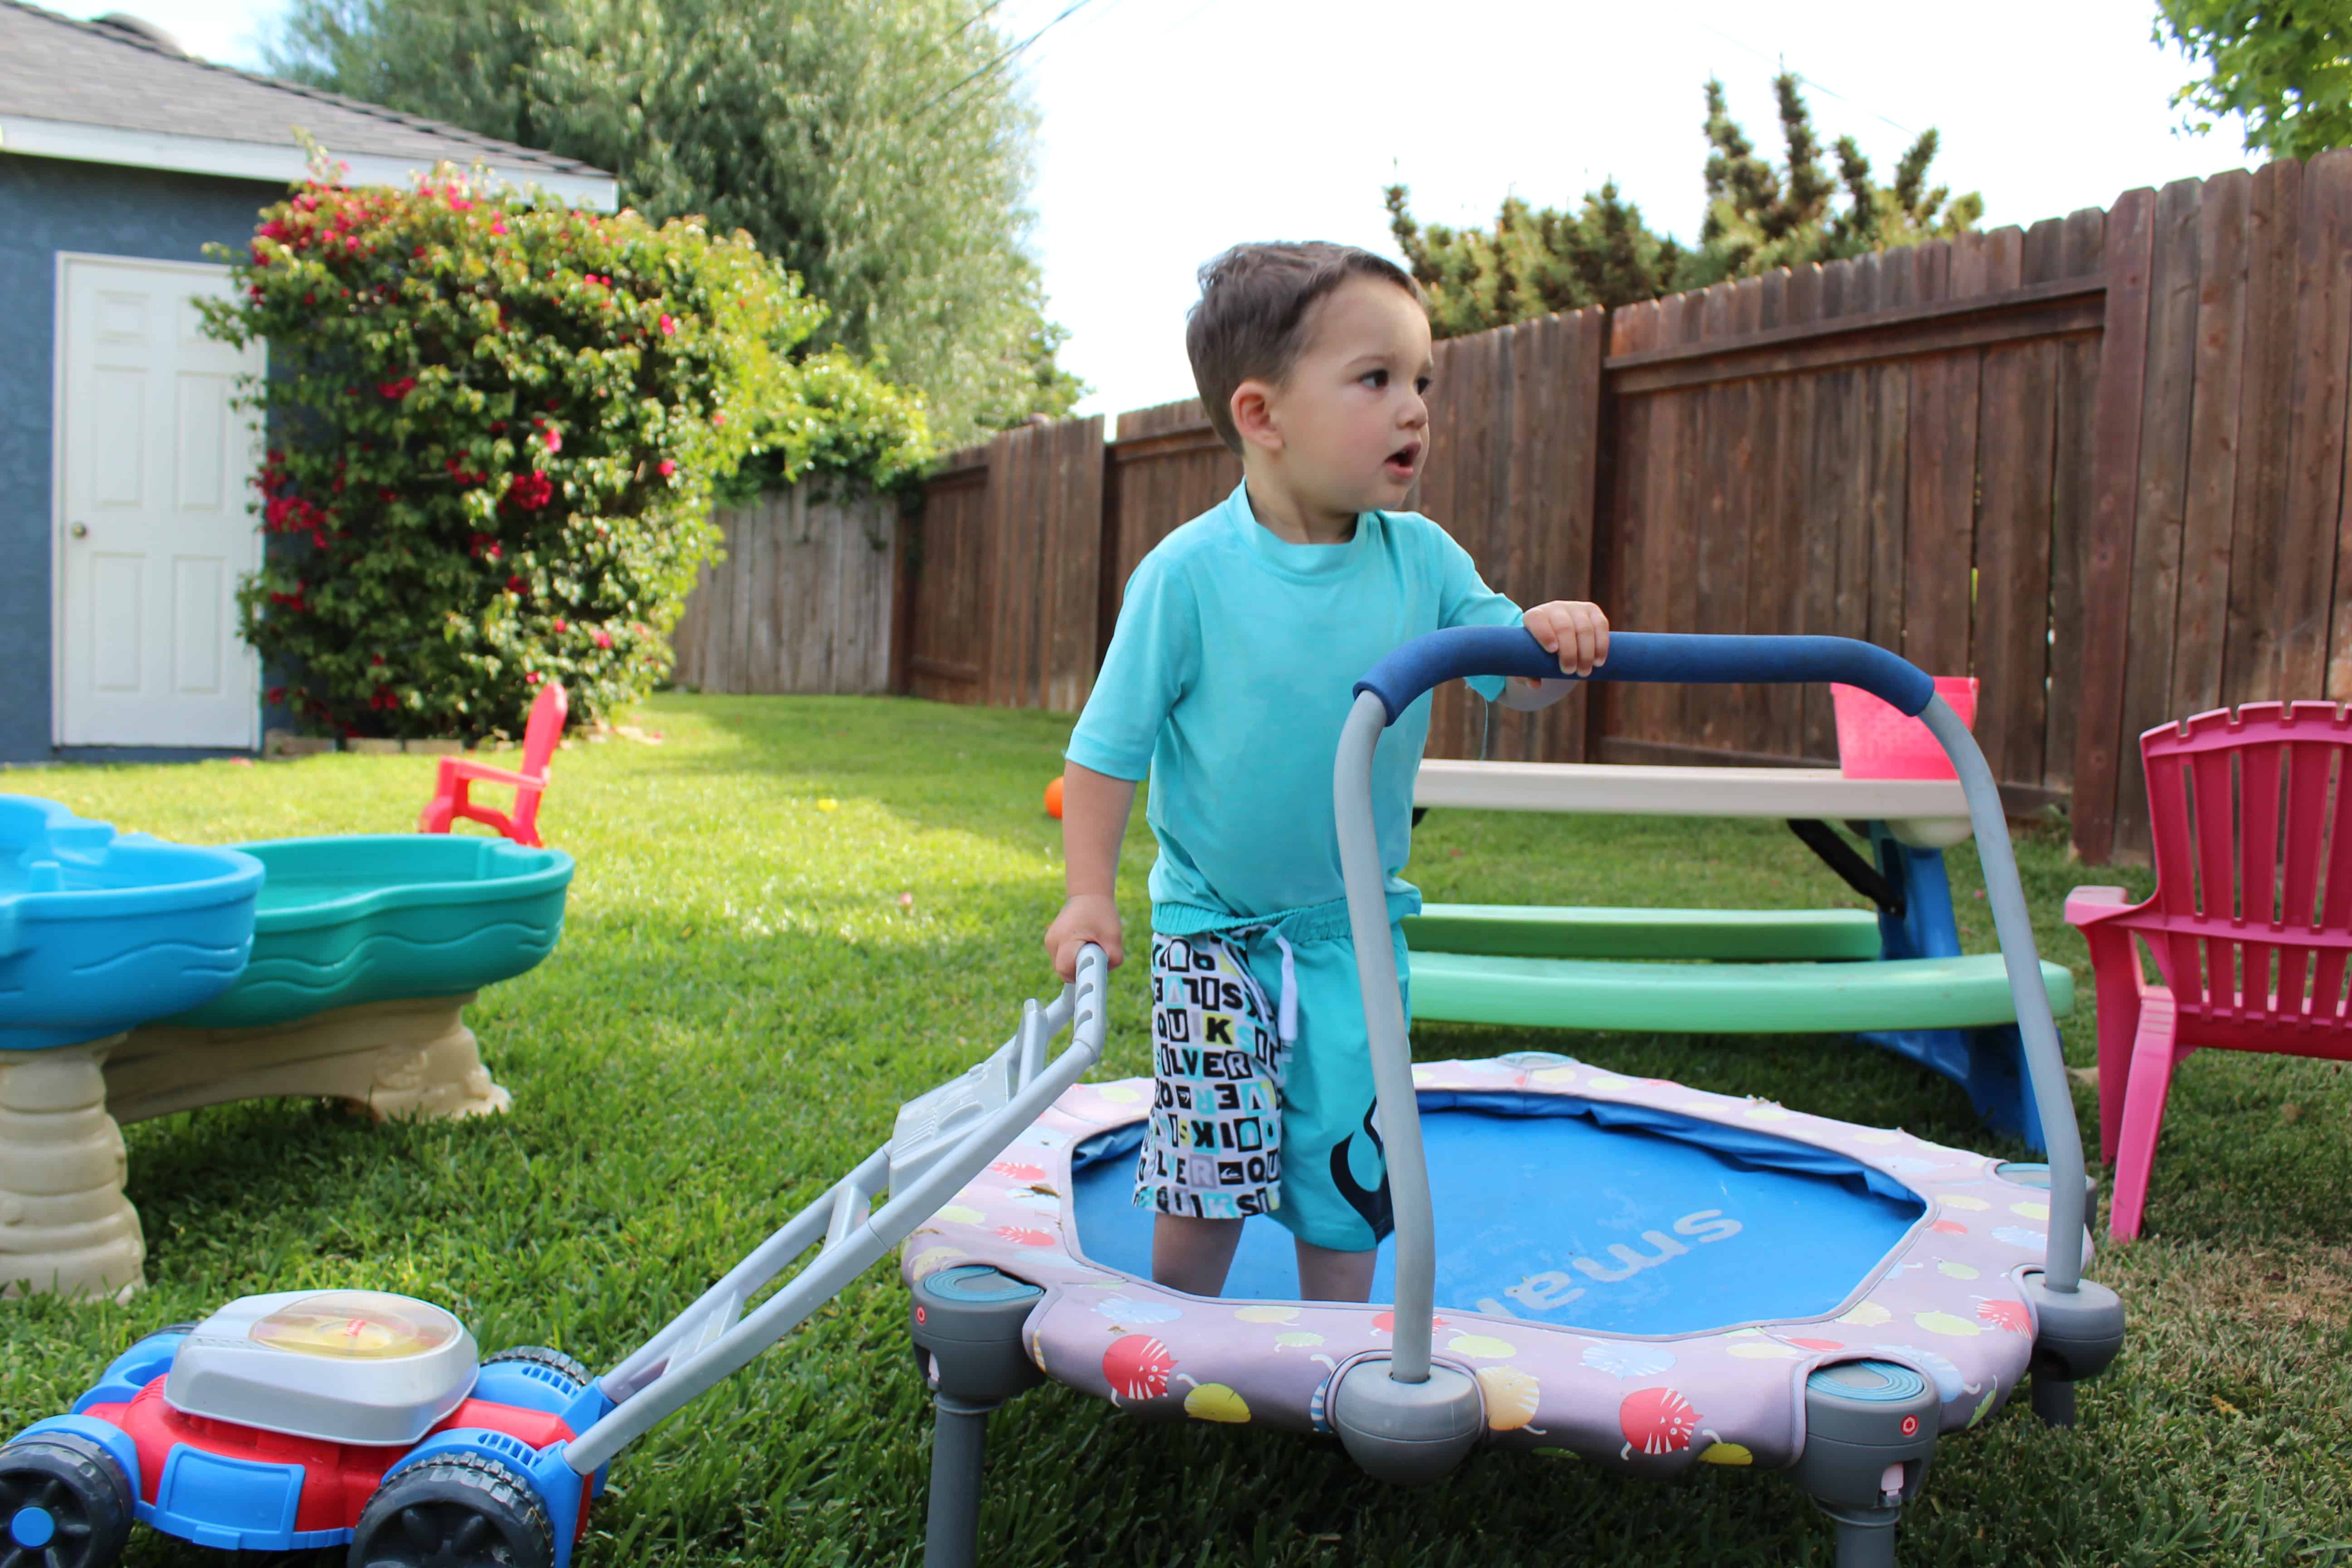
2029;1374;2077;1428
909;1265;1047;1568
1817;1505;1901;1568
1797;1361;1938;1568
923;1393;995;1568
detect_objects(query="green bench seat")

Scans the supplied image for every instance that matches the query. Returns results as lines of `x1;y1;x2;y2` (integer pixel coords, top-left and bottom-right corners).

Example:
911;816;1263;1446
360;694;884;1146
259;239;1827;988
1407;950;2075;1034
1402;903;1883;962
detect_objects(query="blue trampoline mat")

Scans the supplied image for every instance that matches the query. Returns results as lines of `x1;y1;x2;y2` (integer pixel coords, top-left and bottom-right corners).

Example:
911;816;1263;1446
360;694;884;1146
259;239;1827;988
1070;1090;1927;1337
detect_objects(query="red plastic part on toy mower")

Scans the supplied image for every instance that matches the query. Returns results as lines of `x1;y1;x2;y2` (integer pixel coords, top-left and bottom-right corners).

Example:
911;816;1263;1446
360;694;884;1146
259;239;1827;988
83;1379;591;1538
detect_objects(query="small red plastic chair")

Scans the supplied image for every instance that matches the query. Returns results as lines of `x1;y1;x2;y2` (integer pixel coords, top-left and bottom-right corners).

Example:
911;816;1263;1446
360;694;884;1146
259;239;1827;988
416;681;567;848
2066;701;2352;1240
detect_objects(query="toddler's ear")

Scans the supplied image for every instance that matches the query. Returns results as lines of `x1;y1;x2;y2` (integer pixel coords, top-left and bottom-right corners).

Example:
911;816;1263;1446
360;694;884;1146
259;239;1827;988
1230;380;1282;453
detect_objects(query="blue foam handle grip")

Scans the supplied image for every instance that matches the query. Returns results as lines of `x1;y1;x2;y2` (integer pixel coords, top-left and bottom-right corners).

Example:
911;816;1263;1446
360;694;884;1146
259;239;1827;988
1352;628;1936;725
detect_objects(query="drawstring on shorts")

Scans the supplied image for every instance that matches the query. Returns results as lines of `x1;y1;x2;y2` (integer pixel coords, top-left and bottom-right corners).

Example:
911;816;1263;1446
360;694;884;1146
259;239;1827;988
1272;932;1299;1043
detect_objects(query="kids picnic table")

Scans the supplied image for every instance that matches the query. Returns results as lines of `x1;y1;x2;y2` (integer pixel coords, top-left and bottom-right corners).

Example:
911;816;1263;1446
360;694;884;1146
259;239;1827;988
1404;759;2072;1151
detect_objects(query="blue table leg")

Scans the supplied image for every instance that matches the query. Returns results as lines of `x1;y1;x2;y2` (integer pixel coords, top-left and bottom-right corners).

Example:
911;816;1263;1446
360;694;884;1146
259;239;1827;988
1855;822;2044;1152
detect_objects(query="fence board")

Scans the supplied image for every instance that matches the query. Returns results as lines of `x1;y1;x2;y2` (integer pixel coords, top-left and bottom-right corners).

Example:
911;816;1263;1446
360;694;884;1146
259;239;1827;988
1750;355;1799;753
2284;151;2352;701
2113;177;2205;860
2287;150;2352;701
2044;208;2108;792
1902;347;1980;675
1494;318;1544;761
2074;187;2158;864
1863;363;1910;655
2172;169;2253;721
2223;158;2305;709
1972;339;2058;784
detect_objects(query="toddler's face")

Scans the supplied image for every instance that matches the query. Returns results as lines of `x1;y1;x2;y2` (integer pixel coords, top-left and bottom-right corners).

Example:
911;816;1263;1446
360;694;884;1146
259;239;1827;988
1270;276;1433;514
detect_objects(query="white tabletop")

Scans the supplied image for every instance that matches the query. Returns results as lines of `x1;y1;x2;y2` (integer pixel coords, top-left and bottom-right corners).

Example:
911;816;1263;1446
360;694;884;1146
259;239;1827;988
1413;760;1974;848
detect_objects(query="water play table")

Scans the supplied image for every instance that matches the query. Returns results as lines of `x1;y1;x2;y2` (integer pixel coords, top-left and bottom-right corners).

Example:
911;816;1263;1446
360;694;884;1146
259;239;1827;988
1406;759;2071;1148
3;822;568;1301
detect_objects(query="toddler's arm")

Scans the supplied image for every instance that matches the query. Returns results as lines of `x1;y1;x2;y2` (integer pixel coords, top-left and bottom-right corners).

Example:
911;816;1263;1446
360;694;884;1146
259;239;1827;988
1044;762;1136;981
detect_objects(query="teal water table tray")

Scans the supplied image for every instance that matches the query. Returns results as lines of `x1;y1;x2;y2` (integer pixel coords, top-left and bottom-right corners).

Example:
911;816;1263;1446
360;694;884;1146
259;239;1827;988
162;834;573;1030
0;795;261;1053
5;833;570;1303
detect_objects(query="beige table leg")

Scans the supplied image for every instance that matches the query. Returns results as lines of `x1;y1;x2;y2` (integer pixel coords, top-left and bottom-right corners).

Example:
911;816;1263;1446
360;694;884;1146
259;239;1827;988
108;995;513;1126
0;1036;144;1303
0;1001;512;1300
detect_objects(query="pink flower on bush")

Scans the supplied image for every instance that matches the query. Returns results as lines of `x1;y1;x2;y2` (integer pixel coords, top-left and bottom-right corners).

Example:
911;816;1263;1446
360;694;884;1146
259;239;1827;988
657;459;676;477
593;628;613;649
490;217;506;235
378;376;417;401
553;618;568;633
525;671;542;686
505;471;554;511
544;429;562;452
506;574;527;595
659;314;676;336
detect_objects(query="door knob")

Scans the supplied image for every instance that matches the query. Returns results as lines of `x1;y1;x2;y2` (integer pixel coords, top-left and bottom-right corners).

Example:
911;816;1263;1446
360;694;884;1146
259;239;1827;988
69;523;88;538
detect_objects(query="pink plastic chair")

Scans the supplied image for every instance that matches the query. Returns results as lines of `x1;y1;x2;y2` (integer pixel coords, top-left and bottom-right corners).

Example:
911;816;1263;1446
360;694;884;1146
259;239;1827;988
416;681;567;848
2066;701;2352;1240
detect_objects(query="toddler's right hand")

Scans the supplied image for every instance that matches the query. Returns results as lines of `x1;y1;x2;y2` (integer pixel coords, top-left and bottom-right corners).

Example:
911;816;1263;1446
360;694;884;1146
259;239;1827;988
1046;893;1124;981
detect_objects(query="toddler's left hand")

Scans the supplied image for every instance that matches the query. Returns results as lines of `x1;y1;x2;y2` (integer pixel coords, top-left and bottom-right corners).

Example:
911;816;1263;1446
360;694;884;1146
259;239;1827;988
1522;600;1610;678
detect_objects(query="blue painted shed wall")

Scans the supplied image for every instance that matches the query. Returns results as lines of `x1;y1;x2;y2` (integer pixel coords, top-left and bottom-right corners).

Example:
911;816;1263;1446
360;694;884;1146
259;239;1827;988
0;153;281;764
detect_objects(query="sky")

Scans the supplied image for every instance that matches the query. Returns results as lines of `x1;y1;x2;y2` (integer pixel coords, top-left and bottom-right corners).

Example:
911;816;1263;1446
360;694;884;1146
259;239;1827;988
89;0;2249;419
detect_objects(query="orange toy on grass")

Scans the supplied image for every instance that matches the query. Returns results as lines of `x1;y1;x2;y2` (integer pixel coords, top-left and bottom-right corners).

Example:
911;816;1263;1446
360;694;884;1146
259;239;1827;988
1044;776;1064;818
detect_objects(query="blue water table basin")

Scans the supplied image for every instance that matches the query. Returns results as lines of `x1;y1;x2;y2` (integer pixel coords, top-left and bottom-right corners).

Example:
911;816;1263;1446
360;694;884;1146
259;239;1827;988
0;796;262;1052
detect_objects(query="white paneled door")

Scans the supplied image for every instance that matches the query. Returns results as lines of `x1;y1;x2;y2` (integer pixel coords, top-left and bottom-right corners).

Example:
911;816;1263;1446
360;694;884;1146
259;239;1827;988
55;255;265;748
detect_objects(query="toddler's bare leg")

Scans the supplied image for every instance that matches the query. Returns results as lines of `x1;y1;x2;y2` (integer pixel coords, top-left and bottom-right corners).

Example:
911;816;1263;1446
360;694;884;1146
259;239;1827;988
1151;1214;1245;1296
1294;1238;1377;1303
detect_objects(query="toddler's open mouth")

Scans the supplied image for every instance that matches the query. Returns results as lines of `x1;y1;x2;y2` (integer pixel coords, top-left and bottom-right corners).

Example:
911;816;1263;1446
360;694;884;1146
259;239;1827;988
1383;441;1421;481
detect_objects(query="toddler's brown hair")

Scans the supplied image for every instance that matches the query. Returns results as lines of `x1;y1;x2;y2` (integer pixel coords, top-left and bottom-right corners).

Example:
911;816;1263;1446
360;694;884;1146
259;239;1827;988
1185;242;1425;455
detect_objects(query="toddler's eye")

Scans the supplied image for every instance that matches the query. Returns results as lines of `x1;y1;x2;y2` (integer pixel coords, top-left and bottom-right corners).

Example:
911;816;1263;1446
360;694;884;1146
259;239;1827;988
1415;376;1433;395
1361;369;1389;388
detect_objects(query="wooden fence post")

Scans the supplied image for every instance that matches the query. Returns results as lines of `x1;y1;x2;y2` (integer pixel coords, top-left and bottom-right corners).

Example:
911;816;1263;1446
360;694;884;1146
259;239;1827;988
2073;186;2158;865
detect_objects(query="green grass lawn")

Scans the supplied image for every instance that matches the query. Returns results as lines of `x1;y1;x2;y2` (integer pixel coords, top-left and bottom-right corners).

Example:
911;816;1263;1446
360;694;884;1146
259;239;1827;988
5;694;2348;1567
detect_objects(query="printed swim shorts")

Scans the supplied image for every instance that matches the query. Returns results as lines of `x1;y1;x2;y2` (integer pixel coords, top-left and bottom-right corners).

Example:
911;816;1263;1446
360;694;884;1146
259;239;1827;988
1132;919;1410;1254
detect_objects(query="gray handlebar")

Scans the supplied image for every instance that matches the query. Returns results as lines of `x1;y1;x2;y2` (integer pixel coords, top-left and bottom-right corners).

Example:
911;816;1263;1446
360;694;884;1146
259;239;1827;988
1334;686;2087;1384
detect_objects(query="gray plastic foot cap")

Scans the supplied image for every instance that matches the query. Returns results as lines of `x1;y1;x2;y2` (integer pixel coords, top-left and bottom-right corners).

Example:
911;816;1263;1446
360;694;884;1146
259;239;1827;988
911;1266;1045;1405
2020;1274;2125;1383
1328;1358;1482;1486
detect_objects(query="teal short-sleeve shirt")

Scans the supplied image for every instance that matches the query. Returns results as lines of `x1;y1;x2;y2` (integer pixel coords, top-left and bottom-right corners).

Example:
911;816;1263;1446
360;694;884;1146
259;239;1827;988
1065;483;1523;931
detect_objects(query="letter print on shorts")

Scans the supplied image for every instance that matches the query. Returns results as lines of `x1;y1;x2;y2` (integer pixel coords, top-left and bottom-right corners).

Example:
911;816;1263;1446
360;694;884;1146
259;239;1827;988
1134;930;1284;1221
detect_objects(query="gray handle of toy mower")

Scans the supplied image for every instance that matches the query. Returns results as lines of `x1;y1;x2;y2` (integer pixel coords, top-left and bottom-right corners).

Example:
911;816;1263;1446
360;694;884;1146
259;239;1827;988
1336;628;2088;1390
561;945;1109;1475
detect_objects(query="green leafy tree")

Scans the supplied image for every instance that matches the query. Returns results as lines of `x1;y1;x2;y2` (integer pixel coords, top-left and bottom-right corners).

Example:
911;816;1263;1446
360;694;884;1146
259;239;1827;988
2156;0;2352;159
261;0;1081;447
1382;182;1685;338
201;160;926;741
1389;72;1984;336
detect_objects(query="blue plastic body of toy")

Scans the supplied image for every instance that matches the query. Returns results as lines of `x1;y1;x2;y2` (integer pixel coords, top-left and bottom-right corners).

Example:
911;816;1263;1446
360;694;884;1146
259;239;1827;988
0;796;263;1052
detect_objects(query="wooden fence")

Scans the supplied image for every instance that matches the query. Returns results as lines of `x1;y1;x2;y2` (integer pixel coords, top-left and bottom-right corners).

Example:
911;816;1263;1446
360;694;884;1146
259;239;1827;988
896;150;2352;864
671;487;899;695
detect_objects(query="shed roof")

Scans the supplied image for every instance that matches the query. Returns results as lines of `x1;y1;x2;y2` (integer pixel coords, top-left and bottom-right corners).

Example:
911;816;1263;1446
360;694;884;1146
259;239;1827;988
0;0;617;208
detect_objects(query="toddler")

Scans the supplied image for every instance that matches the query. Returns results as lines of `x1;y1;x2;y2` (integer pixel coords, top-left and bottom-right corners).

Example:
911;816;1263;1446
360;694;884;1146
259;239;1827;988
1043;241;1607;1302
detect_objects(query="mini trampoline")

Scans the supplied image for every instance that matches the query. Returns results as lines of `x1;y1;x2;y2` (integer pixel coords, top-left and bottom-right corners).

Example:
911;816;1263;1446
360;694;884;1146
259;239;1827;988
902;632;2126;1568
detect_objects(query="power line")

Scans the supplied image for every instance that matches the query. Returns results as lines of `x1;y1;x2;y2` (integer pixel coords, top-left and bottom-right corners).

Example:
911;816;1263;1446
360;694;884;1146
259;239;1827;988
907;0;1107;124
1692;18;1917;138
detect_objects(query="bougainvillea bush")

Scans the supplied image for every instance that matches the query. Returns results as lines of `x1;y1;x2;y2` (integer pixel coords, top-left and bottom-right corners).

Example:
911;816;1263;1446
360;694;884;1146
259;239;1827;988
200;162;927;741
